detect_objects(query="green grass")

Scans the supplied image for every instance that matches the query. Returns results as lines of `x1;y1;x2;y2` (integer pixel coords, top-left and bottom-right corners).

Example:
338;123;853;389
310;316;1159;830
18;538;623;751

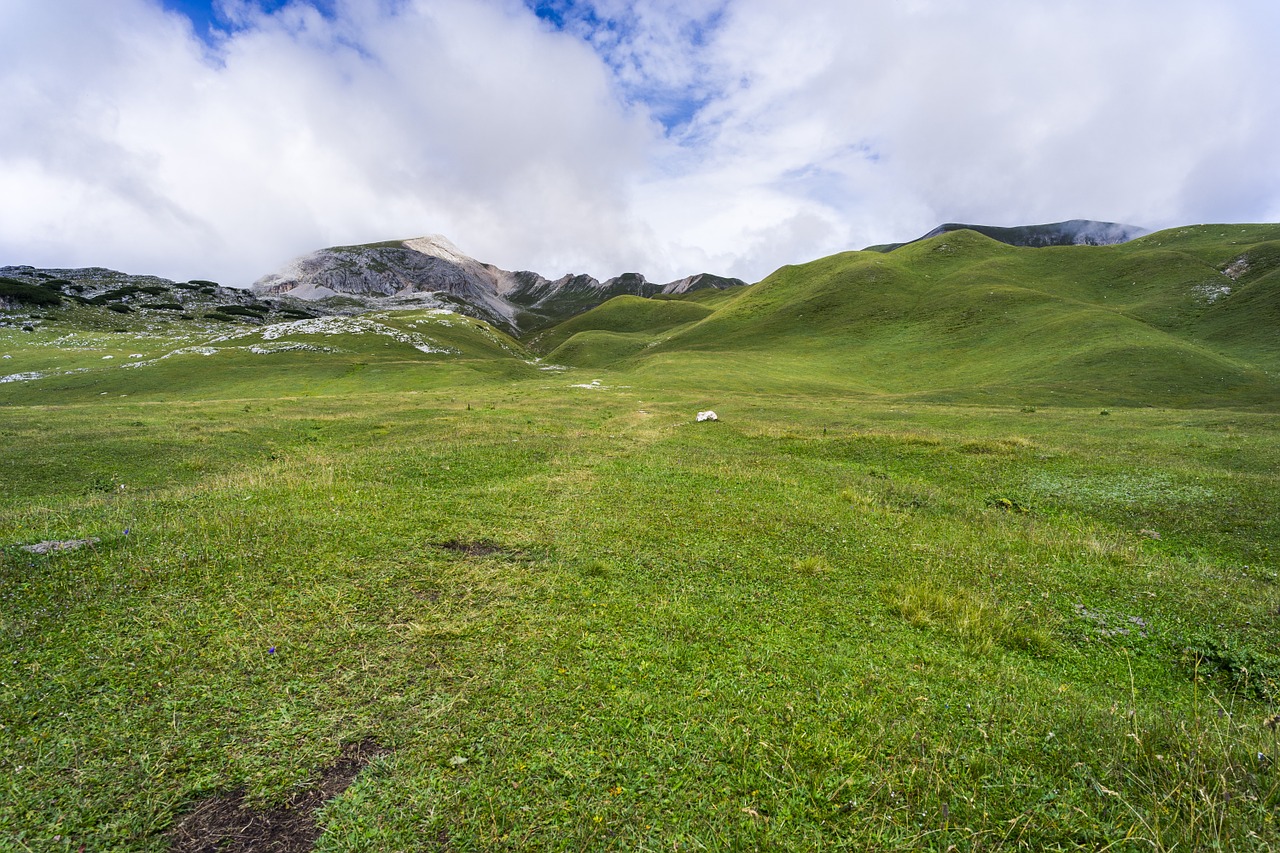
3;381;1279;850
530;295;713;355
538;225;1280;407
1;226;1279;849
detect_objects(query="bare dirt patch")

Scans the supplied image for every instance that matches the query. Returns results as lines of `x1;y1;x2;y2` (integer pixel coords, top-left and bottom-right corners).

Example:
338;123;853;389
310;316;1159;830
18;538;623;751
434;538;507;557
168;739;387;853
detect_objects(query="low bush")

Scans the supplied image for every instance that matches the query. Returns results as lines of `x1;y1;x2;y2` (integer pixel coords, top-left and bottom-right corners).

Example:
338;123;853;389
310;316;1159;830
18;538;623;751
1185;639;1280;700
213;305;266;318
0;277;63;307
88;286;142;305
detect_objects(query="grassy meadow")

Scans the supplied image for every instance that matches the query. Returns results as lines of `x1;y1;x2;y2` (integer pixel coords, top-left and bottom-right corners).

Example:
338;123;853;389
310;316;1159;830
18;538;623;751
2;227;1280;850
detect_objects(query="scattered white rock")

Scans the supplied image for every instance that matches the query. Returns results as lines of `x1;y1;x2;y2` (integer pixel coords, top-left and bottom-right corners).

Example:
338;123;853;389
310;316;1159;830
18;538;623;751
1;371;44;383
246;316;457;354
101;355;113;360
697;410;719;422
1193;282;1232;303
20;537;100;555
248;342;335;355
1223;257;1250;280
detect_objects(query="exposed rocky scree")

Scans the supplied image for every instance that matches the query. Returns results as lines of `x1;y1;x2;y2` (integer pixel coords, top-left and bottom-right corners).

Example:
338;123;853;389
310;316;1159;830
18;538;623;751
251;235;746;335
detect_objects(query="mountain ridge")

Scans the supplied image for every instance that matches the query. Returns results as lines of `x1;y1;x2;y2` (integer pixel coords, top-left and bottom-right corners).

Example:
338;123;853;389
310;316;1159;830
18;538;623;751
251;235;746;334
865;219;1149;253
541;222;1280;408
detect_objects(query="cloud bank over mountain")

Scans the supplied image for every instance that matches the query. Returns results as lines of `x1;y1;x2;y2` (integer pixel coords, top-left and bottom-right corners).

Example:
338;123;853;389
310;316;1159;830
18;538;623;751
3;0;1279;287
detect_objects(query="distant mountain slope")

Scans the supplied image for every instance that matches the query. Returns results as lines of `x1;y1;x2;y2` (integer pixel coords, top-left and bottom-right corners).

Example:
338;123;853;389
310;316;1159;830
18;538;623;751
0;265;320;324
7;222;1277;409
545;224;1280;408
252;236;746;335
866;219;1148;252
532;294;716;356
0;264;539;403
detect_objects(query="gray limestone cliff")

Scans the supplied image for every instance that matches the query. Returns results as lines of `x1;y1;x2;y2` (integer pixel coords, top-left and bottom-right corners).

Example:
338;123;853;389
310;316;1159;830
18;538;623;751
253;235;746;334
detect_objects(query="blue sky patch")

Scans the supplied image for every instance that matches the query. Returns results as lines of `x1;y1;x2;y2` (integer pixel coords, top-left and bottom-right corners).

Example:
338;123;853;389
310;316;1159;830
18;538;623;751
159;0;325;42
525;0;728;135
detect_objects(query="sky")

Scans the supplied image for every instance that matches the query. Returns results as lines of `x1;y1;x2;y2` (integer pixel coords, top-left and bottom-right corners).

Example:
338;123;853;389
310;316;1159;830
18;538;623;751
3;0;1280;287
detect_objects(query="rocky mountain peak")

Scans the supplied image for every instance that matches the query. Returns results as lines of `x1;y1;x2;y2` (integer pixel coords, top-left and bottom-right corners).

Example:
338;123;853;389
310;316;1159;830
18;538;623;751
252;237;746;335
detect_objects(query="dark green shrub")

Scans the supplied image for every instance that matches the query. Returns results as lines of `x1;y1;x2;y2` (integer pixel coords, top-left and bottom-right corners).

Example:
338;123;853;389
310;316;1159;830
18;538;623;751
214;305;266;318
203;312;239;322
106;303;133;314
1185;639;1280;700
142;302;185;311
189;279;219;287
0;277;62;307
88;286;143;305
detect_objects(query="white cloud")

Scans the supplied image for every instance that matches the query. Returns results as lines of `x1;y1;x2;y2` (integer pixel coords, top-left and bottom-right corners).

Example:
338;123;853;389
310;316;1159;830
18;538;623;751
2;0;1279;288
643;0;1280;277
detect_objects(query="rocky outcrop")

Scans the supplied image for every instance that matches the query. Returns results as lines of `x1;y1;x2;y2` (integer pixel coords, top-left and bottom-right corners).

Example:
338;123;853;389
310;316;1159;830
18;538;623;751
252;235;746;334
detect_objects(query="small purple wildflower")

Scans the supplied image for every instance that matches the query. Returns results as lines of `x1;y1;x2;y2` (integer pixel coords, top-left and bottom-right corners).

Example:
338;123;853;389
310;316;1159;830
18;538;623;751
268;646;276;654
123;528;131;536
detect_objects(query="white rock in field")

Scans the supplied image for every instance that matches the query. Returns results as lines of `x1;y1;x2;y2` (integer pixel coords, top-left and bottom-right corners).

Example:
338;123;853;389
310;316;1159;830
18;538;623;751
697;410;718;422
21;537;100;555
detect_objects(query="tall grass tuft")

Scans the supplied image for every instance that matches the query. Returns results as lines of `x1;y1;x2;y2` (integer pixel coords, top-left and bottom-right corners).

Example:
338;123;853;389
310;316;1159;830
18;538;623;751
888;580;1053;656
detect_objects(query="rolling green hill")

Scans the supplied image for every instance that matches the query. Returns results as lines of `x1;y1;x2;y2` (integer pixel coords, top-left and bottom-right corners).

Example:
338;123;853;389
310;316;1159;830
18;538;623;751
546;224;1280;408
532;294;715;356
4;225;1280;850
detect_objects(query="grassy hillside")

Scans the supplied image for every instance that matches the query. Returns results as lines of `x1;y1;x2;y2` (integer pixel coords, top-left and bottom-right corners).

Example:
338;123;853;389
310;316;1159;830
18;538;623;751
2;225;1279;850
547;225;1280;408
1;308;538;404
530;294;714;355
